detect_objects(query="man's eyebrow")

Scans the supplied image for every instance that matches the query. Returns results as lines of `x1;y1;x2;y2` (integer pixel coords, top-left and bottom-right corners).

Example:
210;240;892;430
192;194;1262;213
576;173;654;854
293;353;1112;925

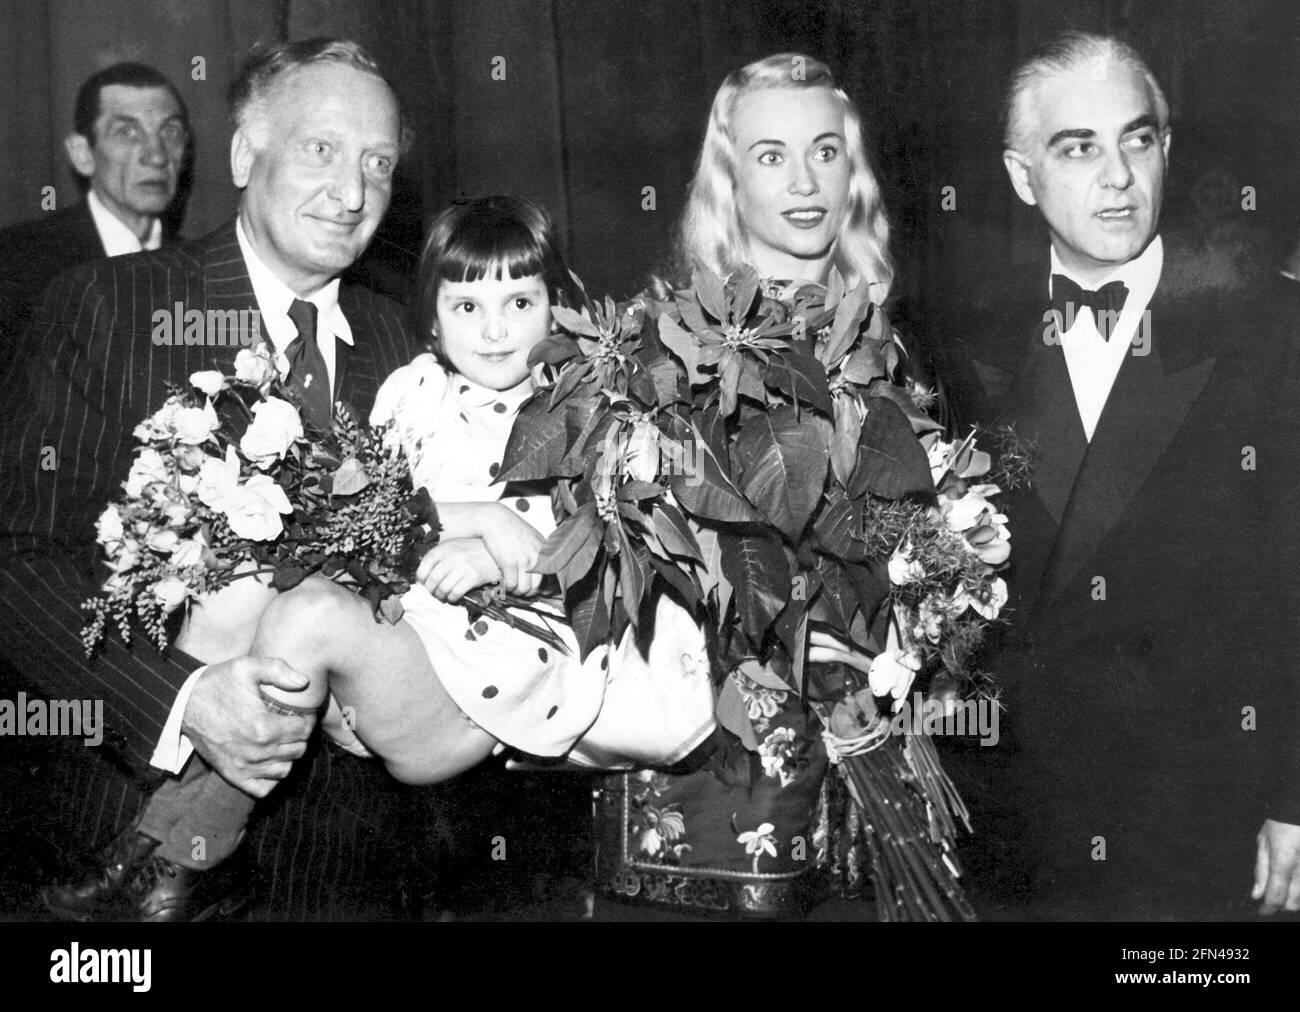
1123;114;1160;133
1046;127;1094;147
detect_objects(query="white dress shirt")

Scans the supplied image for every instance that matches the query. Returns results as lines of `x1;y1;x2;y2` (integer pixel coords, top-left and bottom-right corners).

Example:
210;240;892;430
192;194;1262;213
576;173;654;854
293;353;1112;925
150;222;355;773
1051;235;1163;441
87;188;162;255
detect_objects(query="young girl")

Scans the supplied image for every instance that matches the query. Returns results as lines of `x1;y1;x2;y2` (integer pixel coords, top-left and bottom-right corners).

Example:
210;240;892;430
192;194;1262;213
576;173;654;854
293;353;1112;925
241;195;716;787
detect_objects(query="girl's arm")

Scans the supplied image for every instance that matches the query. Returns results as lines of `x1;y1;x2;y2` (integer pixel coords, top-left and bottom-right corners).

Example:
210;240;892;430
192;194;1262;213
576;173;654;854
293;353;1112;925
430;501;544;597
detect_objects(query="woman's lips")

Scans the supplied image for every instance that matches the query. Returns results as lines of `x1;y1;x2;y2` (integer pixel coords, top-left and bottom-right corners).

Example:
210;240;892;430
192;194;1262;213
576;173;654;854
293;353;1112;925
782;207;828;228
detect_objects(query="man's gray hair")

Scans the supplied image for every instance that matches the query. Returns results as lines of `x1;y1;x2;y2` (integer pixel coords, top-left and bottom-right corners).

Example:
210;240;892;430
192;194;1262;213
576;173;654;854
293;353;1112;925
1003;32;1169;152
228;37;411;152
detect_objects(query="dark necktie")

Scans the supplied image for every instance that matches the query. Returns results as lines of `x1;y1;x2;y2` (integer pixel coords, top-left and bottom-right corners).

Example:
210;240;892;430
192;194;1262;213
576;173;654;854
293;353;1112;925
284;298;332;432
1050;274;1129;341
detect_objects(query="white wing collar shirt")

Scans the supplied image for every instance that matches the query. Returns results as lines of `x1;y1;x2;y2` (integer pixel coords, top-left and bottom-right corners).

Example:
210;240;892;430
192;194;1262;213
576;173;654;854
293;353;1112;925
1051;234;1163;442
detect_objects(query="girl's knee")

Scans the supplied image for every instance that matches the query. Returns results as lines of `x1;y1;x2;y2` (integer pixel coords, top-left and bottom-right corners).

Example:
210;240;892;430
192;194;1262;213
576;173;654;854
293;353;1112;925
255;578;355;655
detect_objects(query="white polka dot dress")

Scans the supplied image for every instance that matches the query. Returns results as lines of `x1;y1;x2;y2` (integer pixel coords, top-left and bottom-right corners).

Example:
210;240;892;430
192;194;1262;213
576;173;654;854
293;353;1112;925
370;355;716;765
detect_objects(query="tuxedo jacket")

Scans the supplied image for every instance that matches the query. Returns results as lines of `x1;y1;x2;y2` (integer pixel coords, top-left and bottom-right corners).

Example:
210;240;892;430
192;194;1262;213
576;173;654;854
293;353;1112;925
0;200;111;355
948;240;1300;917
0;220;415;775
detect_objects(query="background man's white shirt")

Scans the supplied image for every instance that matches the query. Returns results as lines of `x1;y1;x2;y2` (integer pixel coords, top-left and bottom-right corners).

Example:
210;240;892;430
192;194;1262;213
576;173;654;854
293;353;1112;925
1051;235;1163;441
87;188;162;255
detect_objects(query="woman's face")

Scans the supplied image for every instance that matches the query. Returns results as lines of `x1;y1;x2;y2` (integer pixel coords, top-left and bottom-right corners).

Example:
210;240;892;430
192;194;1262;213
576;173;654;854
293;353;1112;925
731;86;852;281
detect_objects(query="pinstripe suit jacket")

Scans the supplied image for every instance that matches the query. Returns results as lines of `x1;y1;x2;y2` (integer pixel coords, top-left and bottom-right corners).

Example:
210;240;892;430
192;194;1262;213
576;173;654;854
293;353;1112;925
0;220;415;775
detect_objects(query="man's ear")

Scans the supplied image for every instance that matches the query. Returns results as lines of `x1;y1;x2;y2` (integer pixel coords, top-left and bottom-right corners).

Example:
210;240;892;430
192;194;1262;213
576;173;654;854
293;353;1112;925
230;128;254;189
1161;127;1172;162
64;133;96;178
1002;150;1038;207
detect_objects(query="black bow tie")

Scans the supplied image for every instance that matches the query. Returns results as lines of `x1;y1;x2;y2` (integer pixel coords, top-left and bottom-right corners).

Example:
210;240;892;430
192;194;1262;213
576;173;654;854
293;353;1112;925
1050;275;1129;340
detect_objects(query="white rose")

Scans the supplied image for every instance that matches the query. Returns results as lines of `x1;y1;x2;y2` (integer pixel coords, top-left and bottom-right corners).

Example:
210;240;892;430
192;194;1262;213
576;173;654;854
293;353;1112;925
171;537;206;568
868;648;923;700
886;543;925;586
218;474;292;541
234;346;276;388
171;399;220;445
95;505;124;547
146;528;179;553
240;397;303;469
153;576;190;614
133;398;181;442
197;446;241;509
189;371;227;398
124;448;170;498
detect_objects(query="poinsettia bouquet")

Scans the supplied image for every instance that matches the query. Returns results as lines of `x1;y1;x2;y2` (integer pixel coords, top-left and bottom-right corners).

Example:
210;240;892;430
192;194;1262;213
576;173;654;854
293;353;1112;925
501;265;1019;920
80;341;441;658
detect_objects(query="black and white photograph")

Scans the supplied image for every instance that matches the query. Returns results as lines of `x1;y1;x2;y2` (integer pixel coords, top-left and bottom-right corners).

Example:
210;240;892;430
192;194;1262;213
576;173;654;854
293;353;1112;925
0;0;1296;983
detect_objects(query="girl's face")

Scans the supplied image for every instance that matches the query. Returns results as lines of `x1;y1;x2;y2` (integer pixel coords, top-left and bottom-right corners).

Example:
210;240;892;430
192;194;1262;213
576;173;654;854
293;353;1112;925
731;86;852;282
434;272;551;390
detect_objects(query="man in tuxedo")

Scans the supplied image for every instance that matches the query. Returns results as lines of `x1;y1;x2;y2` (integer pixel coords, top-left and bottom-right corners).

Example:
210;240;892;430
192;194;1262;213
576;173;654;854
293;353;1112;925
0;38;413;920
947;32;1300;919
0;62;188;352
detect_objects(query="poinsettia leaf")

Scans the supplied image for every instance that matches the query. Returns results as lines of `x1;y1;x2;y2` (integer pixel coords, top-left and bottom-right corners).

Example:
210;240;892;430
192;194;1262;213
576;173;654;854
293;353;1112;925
616;532;649;623
534;502;600;578
736;657;797;693
823;283;872;365
715;673;761;750
733;265;760;322
840;345;886;386
566;566;609;661
618;480;667;502
866;381;943;435
692;267;728;324
764;349;834;417
830;393;863;488
498;395;569;483
564;400;607;470
627;362;660;409
733;406;829;540
691;523;732;621
814;557;861;637
846;559;889;628
647;552;699;610
849;396;935;499
668;427;760;524
719;351;741;418
651;502;703;562
658;314;709;388
549;358;594;407
737;357;766;406
813;485;869;562
551;304;603;338
720;530;789;646
529;334;582;368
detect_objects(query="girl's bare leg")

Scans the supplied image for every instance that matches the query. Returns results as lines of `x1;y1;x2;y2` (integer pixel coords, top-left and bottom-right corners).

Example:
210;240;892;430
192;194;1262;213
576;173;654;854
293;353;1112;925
255;578;496;784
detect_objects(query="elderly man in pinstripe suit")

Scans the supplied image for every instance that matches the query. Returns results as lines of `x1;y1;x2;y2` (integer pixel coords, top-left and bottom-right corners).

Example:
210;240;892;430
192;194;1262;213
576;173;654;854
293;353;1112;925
0;38;416;920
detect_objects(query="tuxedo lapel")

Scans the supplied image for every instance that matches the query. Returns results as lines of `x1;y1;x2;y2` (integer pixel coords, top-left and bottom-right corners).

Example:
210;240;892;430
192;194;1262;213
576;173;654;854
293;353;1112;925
1035;290;1218;612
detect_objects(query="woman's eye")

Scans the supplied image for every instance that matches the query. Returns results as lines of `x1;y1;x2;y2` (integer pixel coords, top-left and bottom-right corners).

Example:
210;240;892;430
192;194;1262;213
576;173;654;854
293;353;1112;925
813;144;839;162
757;150;783;166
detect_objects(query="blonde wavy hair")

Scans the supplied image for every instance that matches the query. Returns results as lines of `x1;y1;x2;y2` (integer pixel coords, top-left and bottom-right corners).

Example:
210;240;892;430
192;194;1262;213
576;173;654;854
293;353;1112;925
673;53;893;301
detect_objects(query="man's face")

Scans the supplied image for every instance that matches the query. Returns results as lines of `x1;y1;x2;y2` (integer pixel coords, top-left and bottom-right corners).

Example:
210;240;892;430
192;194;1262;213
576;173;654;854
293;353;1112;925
70;84;186;233
1003;62;1170;282
232;62;401;295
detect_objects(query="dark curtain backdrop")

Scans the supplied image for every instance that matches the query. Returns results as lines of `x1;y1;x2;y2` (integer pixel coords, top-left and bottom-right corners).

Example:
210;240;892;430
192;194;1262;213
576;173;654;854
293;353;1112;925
2;0;1298;350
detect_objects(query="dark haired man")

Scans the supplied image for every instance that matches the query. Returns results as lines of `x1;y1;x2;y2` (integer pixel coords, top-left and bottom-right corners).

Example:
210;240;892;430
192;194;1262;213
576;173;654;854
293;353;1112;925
948;31;1300;920
0;62;188;347
0;38;413;921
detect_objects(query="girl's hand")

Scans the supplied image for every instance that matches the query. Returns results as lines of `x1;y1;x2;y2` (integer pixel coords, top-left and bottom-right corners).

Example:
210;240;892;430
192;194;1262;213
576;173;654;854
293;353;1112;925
417;538;503;604
807;628;874;675
477;502;544;597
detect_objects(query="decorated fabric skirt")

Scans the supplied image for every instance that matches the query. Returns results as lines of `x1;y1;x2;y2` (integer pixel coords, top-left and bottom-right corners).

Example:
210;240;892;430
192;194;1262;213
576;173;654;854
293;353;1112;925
594;681;833;918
